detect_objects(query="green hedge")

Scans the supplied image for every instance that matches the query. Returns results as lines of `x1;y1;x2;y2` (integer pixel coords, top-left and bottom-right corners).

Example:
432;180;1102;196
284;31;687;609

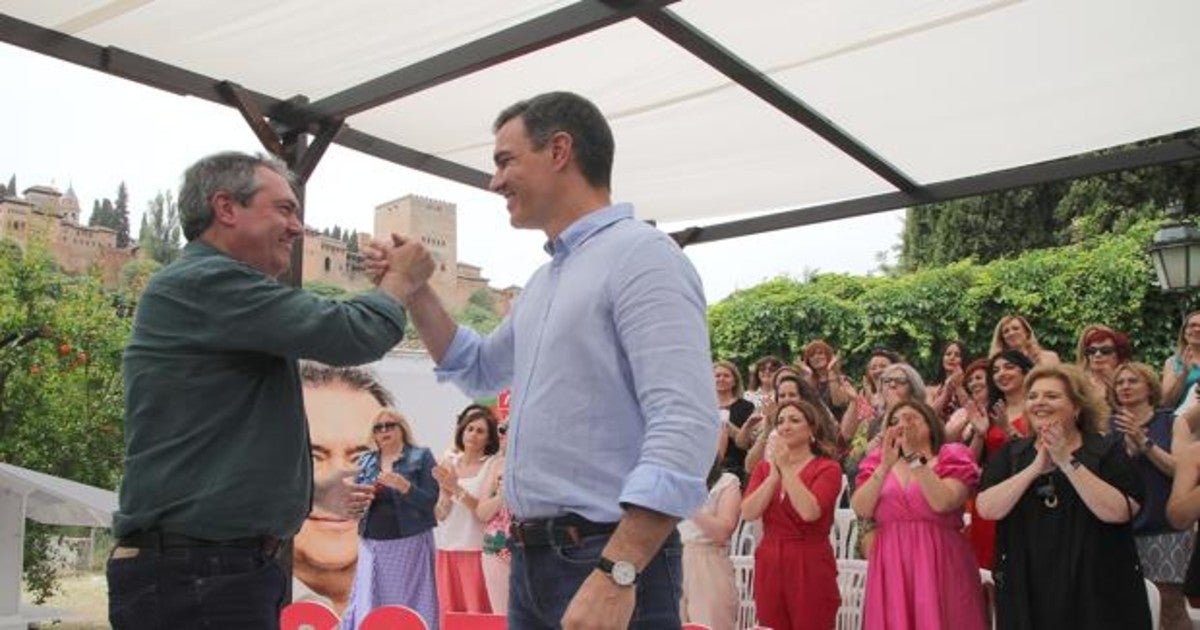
708;221;1200;379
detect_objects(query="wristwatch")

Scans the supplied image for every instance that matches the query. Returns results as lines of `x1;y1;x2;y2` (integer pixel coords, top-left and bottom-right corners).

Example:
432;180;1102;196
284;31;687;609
596;556;638;587
1142;438;1154;454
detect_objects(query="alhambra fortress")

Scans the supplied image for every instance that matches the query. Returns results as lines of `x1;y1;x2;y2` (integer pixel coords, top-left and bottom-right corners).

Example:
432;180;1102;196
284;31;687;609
0;185;518;315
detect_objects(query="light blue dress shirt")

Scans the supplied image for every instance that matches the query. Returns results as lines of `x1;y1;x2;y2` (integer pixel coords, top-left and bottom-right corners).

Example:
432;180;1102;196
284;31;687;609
435;203;719;523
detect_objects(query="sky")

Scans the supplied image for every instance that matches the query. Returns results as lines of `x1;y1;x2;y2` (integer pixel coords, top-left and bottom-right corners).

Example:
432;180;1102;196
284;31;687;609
0;41;907;304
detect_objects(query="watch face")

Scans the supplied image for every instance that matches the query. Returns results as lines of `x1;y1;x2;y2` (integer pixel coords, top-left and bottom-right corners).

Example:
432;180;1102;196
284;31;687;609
611;560;637;586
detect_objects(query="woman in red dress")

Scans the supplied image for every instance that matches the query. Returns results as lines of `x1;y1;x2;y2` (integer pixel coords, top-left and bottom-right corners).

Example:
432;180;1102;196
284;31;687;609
741;399;841;630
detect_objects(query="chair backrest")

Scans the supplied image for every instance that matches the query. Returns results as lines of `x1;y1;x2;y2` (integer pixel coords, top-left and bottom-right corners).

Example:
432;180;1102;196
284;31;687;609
732;518;762;556
731;554;758;630
359;606;430;630
832;509;859;559
836;558;869;630
1145;578;1161;630
280;601;340;630
835;473;849;507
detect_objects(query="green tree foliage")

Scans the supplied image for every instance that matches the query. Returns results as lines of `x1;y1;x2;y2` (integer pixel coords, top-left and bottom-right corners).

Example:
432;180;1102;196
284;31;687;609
711;221;1200;379
901;137;1200;271
346;230;359;253
7;174;15;197
89;198;115;229
114;182;131;248
139;190;181;265
0;240;130;601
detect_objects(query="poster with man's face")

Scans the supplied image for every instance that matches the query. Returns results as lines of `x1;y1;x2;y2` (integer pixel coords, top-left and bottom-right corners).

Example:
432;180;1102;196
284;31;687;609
292;355;473;613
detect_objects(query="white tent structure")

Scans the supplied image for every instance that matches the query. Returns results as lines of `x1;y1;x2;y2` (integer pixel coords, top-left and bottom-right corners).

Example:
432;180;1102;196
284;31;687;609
0;463;116;630
1;0;1197;279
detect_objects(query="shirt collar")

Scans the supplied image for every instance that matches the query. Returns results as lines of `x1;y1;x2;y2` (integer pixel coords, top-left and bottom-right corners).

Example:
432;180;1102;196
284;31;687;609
544;203;633;257
182;239;224;259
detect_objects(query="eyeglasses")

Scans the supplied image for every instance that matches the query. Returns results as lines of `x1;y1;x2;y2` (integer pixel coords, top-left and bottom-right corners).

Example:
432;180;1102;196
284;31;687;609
880;376;909;387
1084;345;1116;357
372;421;401;433
498;424;508;435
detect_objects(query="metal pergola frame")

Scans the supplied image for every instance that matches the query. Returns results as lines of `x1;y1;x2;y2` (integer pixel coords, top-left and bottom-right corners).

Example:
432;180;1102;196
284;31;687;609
3;3;1198;272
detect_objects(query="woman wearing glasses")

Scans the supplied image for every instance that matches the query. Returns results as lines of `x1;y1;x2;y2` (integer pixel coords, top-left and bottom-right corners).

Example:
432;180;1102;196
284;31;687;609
343;408;440;629
976;364;1150;630
1074;325;1131;406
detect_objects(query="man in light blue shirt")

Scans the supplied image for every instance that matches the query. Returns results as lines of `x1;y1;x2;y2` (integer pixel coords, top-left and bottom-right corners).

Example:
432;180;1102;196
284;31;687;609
394;92;719;629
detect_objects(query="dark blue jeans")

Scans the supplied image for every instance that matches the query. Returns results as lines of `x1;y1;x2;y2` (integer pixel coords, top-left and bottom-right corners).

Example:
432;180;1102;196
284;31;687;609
106;545;287;629
508;530;682;630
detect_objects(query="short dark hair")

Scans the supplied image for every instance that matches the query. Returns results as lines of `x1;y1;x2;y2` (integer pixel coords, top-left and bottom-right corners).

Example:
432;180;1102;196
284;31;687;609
885;399;947;452
454;404;500;456
986;349;1035;408
494;92;614;189
299;361;393;408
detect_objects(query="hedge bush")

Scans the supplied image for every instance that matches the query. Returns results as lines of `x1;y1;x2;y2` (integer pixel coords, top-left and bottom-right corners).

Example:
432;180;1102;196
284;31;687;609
708;220;1200;379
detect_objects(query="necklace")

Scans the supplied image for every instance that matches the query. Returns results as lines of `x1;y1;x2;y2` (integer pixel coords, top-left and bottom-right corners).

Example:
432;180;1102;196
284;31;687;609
1034;474;1058;509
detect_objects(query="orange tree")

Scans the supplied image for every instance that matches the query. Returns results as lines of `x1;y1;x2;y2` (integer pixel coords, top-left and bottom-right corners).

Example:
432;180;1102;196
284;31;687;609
0;239;131;600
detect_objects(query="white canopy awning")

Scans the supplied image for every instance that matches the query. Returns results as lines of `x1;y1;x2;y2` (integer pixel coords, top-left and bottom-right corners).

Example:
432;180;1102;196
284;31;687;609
1;0;1197;243
0;463;115;528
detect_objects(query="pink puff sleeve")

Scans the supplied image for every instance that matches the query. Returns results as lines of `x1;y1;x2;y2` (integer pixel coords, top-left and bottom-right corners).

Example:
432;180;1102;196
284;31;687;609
855;447;884;489
934;442;980;490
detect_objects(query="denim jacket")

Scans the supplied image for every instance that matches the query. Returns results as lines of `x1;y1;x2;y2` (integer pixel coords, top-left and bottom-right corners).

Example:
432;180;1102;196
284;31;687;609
357;445;439;539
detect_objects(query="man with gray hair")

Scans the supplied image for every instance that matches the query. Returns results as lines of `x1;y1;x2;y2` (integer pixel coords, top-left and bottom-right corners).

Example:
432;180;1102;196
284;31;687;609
106;151;434;629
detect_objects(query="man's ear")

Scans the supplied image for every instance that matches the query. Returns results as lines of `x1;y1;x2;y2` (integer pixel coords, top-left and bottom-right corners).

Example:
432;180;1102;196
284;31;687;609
210;191;238;228
547;131;574;172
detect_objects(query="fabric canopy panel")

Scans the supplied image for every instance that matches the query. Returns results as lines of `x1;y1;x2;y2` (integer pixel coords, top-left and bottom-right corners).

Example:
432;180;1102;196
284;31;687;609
350;18;897;223
1;0;1198;228
0;463;115;528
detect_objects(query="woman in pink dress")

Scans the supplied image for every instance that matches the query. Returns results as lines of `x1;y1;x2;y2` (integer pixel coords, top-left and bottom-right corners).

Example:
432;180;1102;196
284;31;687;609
851;399;986;630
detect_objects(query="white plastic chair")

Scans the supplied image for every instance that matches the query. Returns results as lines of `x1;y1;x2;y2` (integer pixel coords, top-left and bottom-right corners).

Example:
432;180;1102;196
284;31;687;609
832;509;859;559
1145;578;1160;630
731;554;758;630
979;568;995;629
836;558;869;630
733;519;762;556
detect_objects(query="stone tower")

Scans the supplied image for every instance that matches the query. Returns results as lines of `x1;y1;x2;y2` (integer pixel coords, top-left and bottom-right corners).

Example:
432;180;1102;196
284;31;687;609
374;195;458;300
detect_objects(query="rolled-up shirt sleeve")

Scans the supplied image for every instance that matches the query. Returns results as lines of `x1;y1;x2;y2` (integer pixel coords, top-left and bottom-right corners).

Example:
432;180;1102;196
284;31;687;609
434;317;515;399
612;236;719;519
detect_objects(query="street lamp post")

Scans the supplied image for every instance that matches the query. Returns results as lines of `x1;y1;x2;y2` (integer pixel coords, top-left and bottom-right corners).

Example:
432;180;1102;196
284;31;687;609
1148;201;1200;292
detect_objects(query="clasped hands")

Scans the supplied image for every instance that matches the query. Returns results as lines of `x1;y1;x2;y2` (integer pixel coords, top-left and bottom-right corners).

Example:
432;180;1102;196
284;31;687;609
362;234;435;303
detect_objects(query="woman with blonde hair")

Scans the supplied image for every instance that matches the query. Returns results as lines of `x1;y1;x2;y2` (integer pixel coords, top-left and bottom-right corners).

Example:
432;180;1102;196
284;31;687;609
977;364;1149;629
344;408;440;629
715;360;756;485
989;314;1060;365
1112;362;1192;629
1163;310;1200;411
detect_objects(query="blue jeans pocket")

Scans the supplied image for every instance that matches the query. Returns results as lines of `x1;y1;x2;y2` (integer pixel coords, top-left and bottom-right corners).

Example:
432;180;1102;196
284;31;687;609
551;535;607;566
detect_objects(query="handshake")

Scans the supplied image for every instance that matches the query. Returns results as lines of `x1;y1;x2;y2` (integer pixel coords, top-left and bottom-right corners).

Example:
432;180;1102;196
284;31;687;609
363;234;436;304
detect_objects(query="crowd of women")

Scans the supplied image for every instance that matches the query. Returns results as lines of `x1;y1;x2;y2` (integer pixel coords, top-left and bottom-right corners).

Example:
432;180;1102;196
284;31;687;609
320;309;1200;630
689;311;1200;630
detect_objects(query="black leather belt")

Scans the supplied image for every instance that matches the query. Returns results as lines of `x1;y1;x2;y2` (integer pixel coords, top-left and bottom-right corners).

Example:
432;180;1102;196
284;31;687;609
509;514;618;548
118;530;283;557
